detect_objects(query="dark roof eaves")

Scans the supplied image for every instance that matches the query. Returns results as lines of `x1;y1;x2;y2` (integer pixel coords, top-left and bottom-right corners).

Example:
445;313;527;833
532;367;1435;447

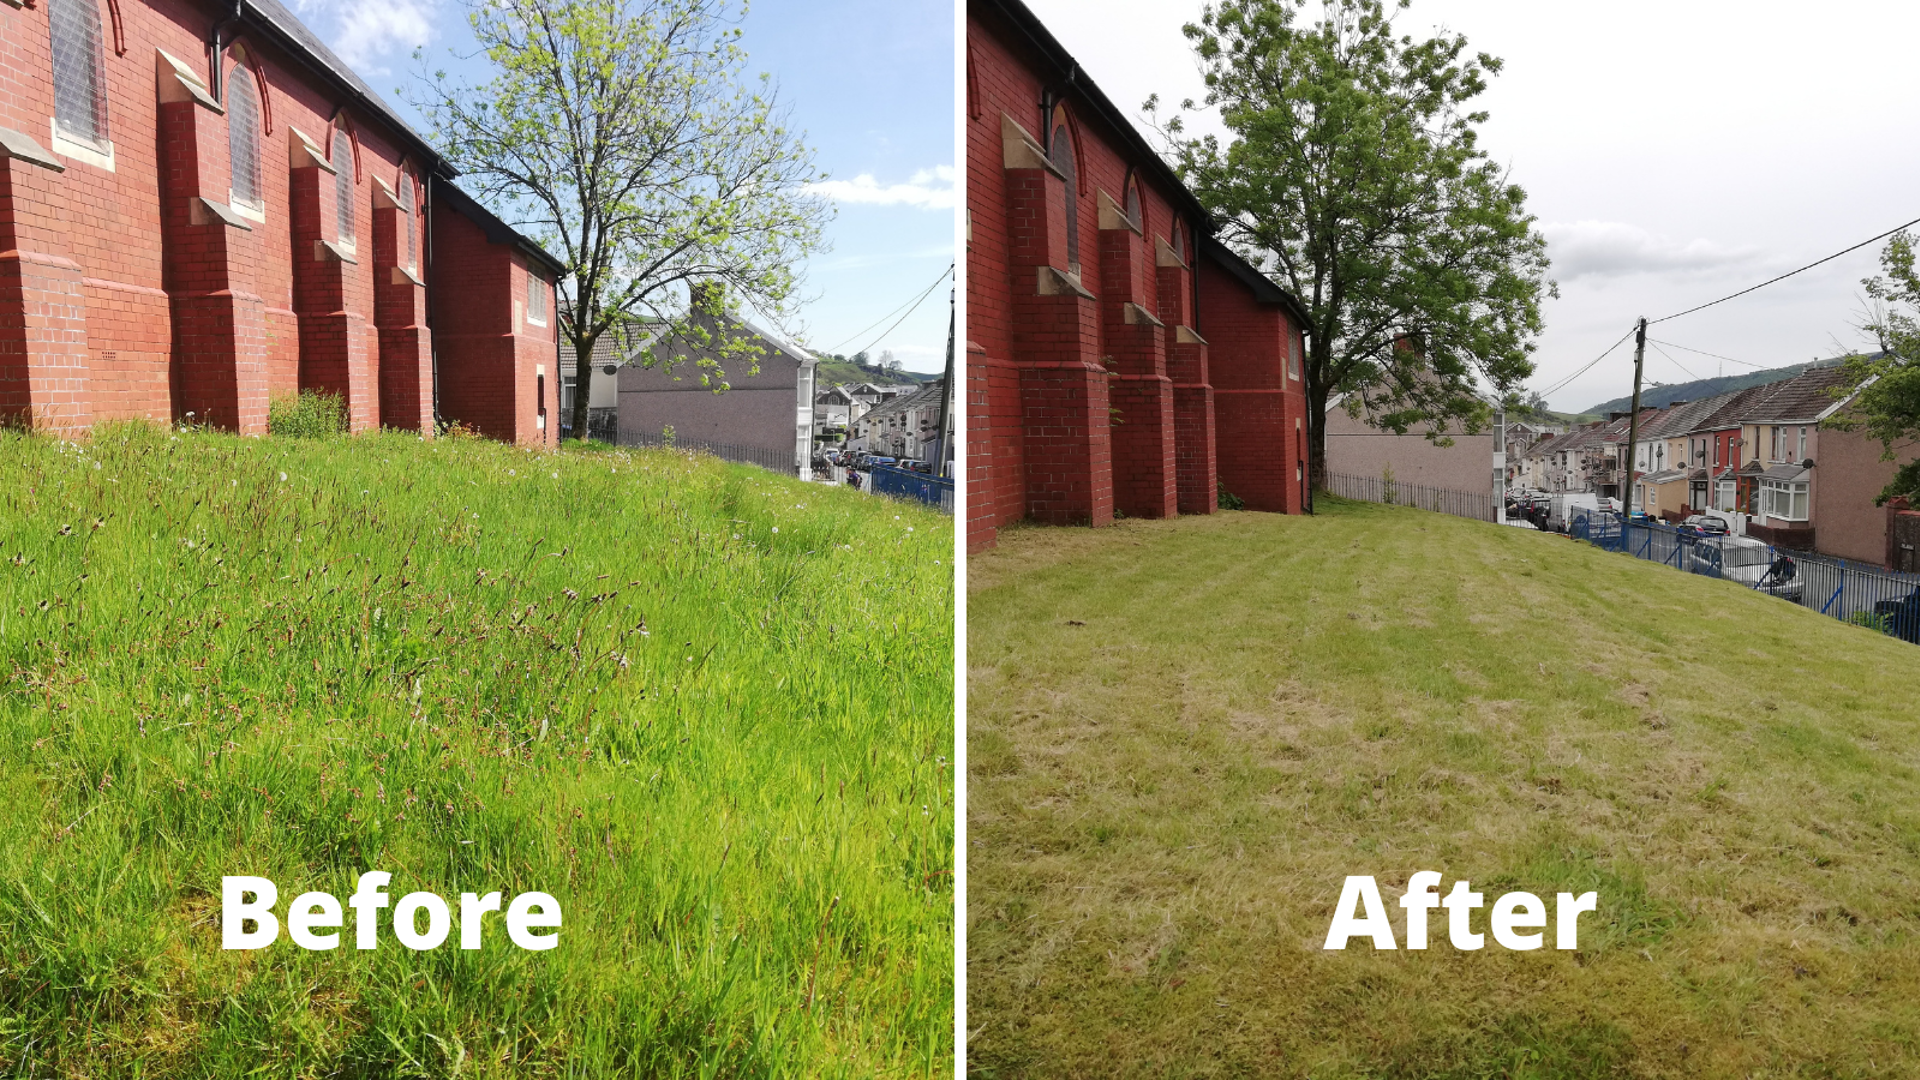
429;176;568;277
979;0;1213;231
1197;233;1313;326
239;0;444;174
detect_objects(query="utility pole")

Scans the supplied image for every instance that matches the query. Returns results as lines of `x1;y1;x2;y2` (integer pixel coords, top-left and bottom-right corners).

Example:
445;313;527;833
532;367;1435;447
1622;317;1648;526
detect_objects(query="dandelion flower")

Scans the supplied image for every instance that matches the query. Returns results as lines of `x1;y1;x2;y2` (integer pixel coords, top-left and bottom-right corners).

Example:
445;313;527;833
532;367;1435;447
551;472;559;479
771;526;778;533
278;471;287;482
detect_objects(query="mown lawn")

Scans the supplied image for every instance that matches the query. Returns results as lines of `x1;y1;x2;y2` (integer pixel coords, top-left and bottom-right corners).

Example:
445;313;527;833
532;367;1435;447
0;424;952;1078
967;497;1920;1079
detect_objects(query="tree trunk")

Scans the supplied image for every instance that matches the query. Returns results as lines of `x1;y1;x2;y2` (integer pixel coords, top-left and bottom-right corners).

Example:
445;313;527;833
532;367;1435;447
569;331;598;442
1307;379;1329;515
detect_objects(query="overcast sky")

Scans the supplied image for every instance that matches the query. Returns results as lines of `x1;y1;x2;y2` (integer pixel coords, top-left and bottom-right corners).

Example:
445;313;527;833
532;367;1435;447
1022;0;1920;411
286;0;954;374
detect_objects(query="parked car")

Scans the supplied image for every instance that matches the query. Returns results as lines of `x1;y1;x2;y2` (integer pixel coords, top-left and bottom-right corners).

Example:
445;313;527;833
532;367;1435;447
1688;536;1803;601
1678;514;1731;537
1872;587;1920;644
867;456;897;470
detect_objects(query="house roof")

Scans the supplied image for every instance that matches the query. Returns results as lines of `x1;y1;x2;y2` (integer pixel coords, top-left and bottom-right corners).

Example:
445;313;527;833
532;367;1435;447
1686;385;1769;434
1639;469;1688;485
858;379;945;425
1761;463;1811;483
1740;364;1858;423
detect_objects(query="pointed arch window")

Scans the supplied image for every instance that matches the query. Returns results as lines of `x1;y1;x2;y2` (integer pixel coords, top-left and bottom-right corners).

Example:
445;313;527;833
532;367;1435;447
1048;104;1079;275
1122;169;1142;232
332;126;356;248
398;172;418;274
50;0;111;150
227;60;263;213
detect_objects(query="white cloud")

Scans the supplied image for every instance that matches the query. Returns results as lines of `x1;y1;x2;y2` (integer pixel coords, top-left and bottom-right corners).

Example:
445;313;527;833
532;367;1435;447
1542;220;1761;282
292;0;435;75
805;165;955;210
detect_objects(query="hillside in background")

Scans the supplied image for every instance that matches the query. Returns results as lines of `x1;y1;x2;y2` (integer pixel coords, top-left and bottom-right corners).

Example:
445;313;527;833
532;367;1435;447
1582;358;1840;415
812;357;939;388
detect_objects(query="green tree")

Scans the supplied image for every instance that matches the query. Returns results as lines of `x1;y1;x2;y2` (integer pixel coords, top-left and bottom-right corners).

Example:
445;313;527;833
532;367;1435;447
1831;230;1920;503
1154;0;1554;497
416;0;830;440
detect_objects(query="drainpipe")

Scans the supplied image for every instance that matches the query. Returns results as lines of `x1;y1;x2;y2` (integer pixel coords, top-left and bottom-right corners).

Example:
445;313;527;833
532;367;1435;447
207;0;242;103
426;175;439;426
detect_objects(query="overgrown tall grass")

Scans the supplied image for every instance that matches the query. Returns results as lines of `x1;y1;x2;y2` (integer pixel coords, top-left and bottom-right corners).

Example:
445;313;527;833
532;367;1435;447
0;423;953;1077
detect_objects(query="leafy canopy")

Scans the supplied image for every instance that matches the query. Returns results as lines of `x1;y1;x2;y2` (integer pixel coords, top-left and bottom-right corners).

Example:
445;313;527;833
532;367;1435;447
1155;0;1553;470
1833;230;1920;504
415;0;830;437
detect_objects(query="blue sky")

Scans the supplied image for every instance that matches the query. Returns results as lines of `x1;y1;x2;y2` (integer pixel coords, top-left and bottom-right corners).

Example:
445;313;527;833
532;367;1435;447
288;0;956;375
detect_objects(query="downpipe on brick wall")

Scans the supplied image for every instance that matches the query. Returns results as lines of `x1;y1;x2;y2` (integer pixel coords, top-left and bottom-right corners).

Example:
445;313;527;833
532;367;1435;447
207;0;243;104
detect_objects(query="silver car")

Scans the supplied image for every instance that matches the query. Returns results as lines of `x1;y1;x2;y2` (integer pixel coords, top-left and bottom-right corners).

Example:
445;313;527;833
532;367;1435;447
1688;535;1803;601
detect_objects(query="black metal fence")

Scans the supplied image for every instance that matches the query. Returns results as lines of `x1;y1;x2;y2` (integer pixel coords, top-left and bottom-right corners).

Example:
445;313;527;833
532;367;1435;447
620;432;799;476
1323;471;1495;522
869;465;954;513
1571;512;1920;645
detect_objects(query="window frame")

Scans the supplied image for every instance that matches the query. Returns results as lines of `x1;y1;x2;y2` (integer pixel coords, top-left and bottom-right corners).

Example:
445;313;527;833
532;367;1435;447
226;57;266;221
330;123;357;252
47;0;116;170
525;271;548;327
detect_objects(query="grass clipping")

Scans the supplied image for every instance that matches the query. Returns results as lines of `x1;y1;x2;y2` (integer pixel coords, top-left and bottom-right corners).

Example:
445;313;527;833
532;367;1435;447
968;497;1920;1078
0;423;953;1078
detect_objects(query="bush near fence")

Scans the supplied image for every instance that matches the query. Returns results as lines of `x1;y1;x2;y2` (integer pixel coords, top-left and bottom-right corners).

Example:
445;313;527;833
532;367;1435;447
1571;511;1920;646
1323;471;1494;522
620;432;797;475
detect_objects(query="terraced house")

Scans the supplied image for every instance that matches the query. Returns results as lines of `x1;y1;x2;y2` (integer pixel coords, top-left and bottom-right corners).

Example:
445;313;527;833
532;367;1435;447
1;0;565;443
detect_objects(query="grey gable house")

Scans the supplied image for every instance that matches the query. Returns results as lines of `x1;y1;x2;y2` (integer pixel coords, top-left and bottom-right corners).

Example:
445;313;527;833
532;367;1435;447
614;287;817;478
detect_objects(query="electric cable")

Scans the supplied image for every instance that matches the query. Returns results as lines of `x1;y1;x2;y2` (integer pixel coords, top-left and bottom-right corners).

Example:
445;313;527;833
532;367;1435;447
1649;213;1920;325
1646;339;1698;381
823;263;954;356
1534;324;1638;400
1645;337;1772;371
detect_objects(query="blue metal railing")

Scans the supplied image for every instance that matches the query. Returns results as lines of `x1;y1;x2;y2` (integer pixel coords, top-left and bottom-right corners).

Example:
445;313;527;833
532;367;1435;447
1571;511;1920;645
868;465;954;513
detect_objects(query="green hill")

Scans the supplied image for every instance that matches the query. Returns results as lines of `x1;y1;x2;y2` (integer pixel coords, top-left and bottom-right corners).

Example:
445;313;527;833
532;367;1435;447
1582;359;1837;415
813;357;938;388
969;498;1920;1075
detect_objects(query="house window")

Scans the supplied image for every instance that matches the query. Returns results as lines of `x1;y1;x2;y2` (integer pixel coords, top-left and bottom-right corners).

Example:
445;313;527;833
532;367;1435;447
1289;332;1301;380
332;127;355;247
1715;480;1736;511
526;273;547;326
1049;106;1079;275
1762;479;1809;521
536;372;547;431
50;0;111;149
227;64;263;212
1797;426;1807;461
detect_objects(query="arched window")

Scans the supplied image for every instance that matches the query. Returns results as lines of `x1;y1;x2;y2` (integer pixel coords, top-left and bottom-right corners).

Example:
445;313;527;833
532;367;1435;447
50;0;111;148
1170;218;1185;264
1048;105;1078;274
227;62;262;211
331;126;357;247
1122;169;1142;232
398;172;418;273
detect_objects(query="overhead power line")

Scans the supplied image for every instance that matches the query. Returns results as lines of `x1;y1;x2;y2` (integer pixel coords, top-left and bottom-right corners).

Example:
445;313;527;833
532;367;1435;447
1645;337;1773;372
1535;324;1638;400
1645;339;1697;381
823;263;954;356
1649;213;1920;325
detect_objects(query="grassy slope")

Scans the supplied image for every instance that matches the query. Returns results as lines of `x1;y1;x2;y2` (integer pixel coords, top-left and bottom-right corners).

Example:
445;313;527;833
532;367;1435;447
0;425;952;1078
968;498;1920;1079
